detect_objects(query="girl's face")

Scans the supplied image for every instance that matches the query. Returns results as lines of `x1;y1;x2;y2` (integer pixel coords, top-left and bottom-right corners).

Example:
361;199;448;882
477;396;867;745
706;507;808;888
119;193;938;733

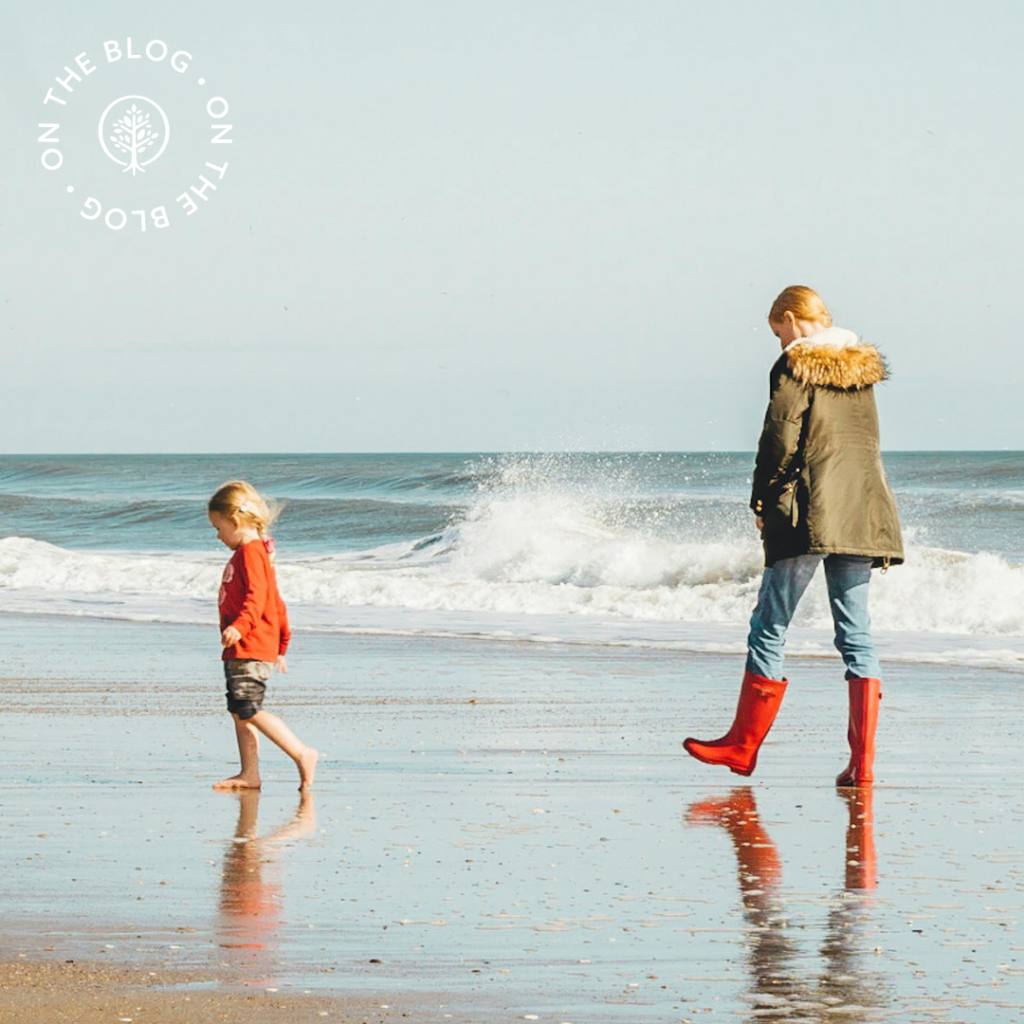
209;511;256;550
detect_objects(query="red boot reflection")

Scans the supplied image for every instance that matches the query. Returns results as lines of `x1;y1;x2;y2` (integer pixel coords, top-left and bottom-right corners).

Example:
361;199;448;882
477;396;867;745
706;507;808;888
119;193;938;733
839;786;877;891
686;786;782;892
686;787;888;1016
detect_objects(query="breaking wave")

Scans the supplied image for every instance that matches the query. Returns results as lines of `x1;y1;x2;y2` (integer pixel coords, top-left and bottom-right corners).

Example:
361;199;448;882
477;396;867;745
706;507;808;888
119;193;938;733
1;501;1022;637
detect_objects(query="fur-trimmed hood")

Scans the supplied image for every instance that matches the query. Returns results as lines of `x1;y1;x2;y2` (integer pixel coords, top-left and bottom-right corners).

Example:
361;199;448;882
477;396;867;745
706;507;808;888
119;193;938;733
784;327;888;390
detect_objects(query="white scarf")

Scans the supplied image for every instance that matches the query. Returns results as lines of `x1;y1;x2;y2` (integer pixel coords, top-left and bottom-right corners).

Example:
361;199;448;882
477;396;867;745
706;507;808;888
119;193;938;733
784;326;859;352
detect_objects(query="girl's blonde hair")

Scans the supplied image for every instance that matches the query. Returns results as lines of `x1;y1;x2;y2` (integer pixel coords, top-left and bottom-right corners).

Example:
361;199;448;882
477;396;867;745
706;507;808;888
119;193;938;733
207;480;278;537
768;285;833;327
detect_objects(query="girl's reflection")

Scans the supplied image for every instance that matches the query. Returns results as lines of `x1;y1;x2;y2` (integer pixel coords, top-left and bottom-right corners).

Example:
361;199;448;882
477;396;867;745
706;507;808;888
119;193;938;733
685;787;887;1020
218;790;317;975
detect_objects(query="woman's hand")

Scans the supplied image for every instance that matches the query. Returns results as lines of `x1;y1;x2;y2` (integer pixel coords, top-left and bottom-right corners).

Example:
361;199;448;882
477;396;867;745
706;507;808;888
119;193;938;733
755;515;764;532
221;625;242;648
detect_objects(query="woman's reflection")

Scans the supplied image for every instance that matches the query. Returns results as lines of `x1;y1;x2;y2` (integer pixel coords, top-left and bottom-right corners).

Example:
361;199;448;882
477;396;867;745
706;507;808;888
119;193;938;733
686;788;800;1007
820;787;882;1011
685;786;887;1020
218;790;317;978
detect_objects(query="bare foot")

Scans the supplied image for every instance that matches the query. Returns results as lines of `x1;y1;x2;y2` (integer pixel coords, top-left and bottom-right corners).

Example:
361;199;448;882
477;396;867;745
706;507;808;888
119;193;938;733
297;748;319;790
213;774;262;791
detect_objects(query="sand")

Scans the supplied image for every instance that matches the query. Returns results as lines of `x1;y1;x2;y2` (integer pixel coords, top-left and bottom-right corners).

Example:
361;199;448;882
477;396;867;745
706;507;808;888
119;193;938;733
0;959;404;1024
1;612;1023;1022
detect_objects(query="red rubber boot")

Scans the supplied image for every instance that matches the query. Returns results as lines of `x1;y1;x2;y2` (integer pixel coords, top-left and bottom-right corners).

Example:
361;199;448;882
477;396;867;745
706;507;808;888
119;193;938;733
683;670;788;777
835;677;881;787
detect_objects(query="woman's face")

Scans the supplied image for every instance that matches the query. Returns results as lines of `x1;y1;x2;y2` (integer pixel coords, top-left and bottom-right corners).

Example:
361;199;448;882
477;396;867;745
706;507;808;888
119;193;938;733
769;312;829;350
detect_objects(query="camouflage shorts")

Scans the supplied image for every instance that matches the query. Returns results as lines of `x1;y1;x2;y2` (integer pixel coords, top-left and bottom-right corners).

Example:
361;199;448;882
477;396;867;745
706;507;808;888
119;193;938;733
223;659;272;720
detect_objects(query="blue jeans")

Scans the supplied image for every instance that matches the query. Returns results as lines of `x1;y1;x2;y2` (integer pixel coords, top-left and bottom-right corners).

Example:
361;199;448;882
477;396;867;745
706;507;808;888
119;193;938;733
746;554;881;681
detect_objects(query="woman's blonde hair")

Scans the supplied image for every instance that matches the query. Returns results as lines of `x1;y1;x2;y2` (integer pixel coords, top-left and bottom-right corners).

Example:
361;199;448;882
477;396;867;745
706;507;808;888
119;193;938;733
207;480;278;537
768;285;833;327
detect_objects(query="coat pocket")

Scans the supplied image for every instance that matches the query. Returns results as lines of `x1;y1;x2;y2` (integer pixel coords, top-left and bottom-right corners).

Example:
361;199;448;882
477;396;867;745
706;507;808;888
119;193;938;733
760;476;809;565
775;479;800;528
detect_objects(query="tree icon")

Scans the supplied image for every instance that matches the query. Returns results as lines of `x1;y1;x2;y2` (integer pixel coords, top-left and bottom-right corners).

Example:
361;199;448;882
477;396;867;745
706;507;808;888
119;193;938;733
108;103;160;175
97;95;170;175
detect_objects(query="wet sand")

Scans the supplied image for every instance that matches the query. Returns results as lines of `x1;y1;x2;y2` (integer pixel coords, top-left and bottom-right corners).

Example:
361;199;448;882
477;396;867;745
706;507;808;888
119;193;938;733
1;612;1023;1022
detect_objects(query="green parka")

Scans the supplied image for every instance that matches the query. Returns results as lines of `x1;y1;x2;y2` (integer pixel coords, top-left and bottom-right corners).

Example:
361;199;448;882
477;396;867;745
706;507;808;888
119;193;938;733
750;328;904;569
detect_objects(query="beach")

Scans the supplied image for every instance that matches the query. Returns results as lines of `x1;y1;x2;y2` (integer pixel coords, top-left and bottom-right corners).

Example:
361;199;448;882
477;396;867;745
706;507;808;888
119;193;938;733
9;0;1024;1011
1;451;1022;1020
3;611;1023;1023
8;0;1024;1007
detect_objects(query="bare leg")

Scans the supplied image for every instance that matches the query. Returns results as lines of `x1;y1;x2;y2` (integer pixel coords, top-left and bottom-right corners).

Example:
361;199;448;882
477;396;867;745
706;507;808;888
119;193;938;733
248;710;319;790
213;715;263;790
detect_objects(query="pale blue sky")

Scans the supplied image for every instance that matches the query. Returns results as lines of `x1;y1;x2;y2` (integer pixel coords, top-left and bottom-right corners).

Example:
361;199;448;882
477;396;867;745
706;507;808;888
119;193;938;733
2;1;1022;452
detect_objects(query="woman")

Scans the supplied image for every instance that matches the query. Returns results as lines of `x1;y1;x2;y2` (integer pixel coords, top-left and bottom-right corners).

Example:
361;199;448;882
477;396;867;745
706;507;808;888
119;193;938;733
684;286;903;785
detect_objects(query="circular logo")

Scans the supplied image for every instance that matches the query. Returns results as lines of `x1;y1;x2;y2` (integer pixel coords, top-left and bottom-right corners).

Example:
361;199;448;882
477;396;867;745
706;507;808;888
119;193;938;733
98;95;170;174
35;39;235;233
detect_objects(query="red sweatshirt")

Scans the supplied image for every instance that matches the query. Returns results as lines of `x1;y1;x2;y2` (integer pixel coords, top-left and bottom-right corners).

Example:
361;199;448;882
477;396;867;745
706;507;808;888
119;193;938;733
218;537;291;662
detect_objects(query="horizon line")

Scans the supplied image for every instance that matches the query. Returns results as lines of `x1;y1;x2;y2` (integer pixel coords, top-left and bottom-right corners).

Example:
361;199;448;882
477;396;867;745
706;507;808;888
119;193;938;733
0;449;1020;457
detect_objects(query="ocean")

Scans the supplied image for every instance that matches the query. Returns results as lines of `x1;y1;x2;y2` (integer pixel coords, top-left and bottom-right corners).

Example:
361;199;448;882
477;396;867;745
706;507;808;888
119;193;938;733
1;451;1022;669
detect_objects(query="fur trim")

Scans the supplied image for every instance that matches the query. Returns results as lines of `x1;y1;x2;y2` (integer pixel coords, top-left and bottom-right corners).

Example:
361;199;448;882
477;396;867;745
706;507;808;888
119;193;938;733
786;341;888;390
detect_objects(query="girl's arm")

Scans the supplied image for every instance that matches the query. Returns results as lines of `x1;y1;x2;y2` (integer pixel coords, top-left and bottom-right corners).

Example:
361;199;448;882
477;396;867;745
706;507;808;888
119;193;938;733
226;543;270;641
275;577;291;672
276;584;291;656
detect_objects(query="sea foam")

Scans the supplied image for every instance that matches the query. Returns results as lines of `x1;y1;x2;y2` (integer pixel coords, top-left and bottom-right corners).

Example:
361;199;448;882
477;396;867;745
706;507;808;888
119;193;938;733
2;504;1022;639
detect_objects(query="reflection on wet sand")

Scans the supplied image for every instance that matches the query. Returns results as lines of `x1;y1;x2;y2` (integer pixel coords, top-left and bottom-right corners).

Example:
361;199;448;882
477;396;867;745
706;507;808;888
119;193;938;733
686;787;890;1021
840;787;876;892
218;791;316;982
820;788;883;1017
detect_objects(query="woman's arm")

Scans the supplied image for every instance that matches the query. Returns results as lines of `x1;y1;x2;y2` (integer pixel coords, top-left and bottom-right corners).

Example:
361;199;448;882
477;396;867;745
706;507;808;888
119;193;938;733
750;367;812;517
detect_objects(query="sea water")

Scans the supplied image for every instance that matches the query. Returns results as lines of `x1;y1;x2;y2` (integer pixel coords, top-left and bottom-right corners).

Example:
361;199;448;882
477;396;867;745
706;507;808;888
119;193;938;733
0;452;1022;667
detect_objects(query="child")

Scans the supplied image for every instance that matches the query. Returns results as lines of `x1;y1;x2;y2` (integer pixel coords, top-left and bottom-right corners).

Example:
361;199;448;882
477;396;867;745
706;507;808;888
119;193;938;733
684;286;903;785
208;480;318;791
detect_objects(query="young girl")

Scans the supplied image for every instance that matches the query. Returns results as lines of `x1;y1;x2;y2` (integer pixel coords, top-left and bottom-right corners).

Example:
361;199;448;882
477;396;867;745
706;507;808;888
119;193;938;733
684;286;903;786
208;480;318;791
